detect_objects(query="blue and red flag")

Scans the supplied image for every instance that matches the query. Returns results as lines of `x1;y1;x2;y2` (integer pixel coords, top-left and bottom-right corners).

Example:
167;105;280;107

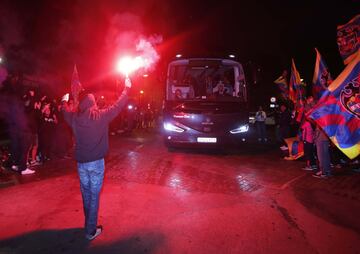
289;59;298;103
312;48;333;101
71;64;83;103
337;14;360;65
289;59;302;104
289;59;305;122
284;137;304;160
274;71;288;99
308;51;360;159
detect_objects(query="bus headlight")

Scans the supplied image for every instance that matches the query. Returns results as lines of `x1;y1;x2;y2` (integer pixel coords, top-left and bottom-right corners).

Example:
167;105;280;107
164;122;185;133
230;124;249;134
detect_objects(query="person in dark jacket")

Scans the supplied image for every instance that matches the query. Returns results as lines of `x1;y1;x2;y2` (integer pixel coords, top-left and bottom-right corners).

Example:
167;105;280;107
62;77;131;240
276;104;292;150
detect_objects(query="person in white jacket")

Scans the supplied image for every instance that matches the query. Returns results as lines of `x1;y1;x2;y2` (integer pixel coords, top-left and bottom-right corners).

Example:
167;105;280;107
255;106;267;142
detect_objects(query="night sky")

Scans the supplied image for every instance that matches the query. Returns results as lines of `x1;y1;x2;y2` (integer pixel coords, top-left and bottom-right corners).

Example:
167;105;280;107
0;0;358;100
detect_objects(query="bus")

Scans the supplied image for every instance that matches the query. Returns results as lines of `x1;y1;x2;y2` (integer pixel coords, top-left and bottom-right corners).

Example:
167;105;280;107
163;58;249;147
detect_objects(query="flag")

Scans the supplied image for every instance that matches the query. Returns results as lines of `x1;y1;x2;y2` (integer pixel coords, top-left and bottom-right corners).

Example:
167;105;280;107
289;59;302;104
312;48;333;101
274;72;288;99
289;59;305;122
71;64;83;103
308;51;360;159
284;137;304;160
337;14;360;65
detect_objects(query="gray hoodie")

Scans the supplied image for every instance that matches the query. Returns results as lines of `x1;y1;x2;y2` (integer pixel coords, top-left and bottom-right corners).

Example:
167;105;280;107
63;89;128;163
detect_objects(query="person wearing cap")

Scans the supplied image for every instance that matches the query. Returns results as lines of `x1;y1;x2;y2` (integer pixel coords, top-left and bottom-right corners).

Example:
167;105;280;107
61;77;131;240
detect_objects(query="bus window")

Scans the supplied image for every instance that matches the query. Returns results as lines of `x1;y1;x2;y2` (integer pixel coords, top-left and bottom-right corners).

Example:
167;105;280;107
167;59;246;102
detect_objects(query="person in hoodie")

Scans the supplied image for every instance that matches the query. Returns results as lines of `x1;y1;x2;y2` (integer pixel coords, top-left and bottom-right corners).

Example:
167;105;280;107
61;77;131;240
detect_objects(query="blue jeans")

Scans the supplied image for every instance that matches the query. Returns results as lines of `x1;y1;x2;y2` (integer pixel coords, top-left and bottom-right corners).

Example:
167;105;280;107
77;159;105;235
316;140;331;175
256;121;267;140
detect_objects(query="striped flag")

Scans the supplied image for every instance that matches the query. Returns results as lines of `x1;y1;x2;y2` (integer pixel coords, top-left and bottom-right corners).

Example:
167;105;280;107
274;71;288;99
284;137;304;160
71;64;83;103
308;51;360;159
337;14;360;65
312;48;332;101
289;59;302;104
289;59;305;122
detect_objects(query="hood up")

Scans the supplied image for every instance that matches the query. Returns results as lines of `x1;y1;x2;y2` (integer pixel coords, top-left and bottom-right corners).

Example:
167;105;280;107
79;94;96;112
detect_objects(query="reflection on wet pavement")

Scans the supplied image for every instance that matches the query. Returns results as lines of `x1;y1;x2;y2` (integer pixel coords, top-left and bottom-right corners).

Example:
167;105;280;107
106;148;262;195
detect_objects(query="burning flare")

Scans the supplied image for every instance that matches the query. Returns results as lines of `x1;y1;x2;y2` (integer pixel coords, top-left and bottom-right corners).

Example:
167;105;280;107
116;56;144;76
116;36;162;76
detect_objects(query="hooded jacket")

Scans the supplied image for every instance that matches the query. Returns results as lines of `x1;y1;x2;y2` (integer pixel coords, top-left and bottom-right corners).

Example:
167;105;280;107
63;89;128;163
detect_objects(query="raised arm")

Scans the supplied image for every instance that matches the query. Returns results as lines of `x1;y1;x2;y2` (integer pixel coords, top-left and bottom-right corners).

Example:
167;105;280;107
102;77;132;122
61;93;74;125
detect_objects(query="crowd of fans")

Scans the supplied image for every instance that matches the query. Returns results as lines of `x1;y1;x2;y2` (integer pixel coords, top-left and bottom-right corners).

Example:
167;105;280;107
0;75;72;174
254;97;360;179
0;74;158;175
110;102;158;135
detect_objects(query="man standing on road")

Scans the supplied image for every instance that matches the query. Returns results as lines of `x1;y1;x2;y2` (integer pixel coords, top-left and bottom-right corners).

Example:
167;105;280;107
255;106;267;142
313;125;332;178
62;77;131;240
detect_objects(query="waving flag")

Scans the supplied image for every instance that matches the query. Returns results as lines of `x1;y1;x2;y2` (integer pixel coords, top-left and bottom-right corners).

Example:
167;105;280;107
274;71;288;99
71;64;83;103
308;51;360;159
289;59;305;122
284;137;304;160
289;59;302;103
312;48;333;101
337;14;360;65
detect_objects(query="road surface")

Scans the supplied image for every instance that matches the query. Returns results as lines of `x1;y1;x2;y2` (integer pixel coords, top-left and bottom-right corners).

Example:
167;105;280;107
0;130;359;254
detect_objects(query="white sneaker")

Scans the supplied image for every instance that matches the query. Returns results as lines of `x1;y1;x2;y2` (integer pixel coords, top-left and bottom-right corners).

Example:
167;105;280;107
21;168;35;175
86;226;102;240
312;171;323;178
302;166;313;171
280;145;288;150
11;165;19;171
351;160;359;165
30;160;41;167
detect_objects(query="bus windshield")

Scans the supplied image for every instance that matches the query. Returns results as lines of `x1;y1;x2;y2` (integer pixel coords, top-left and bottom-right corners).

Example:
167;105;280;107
166;59;247;102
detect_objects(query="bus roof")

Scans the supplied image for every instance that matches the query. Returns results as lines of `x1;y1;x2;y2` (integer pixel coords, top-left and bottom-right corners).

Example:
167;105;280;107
168;58;242;67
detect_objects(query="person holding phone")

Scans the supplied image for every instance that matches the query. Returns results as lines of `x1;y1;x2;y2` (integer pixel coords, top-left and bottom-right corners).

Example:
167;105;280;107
61;77;131;240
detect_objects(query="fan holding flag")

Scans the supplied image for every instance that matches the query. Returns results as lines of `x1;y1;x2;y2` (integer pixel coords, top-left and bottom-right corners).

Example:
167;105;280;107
308;51;360;160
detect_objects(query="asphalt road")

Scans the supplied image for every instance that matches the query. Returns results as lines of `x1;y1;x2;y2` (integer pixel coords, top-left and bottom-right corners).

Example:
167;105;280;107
0;130;360;254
